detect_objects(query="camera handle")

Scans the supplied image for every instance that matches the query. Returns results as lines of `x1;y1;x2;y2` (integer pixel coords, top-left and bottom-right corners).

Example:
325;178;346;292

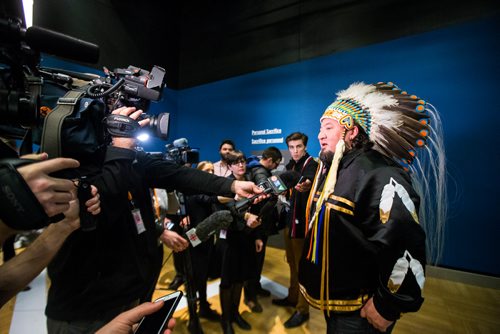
77;176;97;232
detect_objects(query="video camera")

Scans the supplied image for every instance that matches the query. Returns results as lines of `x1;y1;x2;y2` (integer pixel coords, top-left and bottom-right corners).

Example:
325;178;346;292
164;138;199;166
87;65;170;139
0;3;170;162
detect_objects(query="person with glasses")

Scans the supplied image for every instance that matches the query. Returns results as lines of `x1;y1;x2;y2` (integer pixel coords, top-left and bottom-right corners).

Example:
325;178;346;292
217;150;261;334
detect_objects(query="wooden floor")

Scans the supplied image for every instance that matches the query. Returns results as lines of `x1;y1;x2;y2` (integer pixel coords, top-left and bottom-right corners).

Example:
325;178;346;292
1;242;500;333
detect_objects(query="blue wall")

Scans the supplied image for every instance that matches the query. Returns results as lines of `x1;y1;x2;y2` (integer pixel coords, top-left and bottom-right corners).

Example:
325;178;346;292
45;16;500;276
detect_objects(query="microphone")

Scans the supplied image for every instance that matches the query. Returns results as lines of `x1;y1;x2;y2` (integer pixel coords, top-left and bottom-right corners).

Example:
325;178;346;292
185;210;233;247
233;170;301;213
24;25;100;63
173;138;188;148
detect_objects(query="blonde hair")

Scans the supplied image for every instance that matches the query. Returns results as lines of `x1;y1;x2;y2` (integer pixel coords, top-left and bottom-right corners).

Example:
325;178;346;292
197;161;214;173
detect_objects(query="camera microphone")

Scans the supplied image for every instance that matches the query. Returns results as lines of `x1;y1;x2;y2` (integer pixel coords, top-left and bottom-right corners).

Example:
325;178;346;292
24;25;100;64
173;138;189;148
184;210;233;247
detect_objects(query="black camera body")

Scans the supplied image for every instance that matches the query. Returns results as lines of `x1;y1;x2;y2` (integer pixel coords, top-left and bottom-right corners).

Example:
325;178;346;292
85;65;170;139
1;9;170;151
164;138;199;166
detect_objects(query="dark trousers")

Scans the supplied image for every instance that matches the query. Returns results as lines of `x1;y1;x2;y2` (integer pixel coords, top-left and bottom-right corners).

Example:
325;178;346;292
243;235;268;301
324;311;395;334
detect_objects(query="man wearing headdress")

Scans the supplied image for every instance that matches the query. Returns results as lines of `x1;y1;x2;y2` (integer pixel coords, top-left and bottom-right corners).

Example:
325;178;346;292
298;82;446;333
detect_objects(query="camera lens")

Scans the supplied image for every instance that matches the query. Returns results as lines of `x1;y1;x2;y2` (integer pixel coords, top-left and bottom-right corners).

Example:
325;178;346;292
148;113;169;139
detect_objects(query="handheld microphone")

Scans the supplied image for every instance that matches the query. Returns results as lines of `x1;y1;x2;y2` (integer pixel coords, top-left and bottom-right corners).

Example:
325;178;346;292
77;176;97;231
232;170;301;213
185;210;233;247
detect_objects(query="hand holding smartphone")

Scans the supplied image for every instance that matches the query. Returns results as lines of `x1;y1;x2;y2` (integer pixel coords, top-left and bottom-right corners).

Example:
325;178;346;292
134;291;183;334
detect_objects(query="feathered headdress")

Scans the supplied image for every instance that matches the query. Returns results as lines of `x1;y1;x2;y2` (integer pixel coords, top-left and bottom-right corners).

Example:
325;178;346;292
314;81;447;264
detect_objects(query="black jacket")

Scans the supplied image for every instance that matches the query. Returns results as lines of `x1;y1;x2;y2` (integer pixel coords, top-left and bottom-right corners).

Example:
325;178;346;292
46;147;233;321
247;164;278;238
299;148;426;320
285;153;318;238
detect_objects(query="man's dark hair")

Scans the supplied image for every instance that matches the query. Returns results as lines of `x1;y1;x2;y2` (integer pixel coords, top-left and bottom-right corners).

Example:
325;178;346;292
352;125;373;150
286;132;308;147
219;139;235;150
262;146;282;162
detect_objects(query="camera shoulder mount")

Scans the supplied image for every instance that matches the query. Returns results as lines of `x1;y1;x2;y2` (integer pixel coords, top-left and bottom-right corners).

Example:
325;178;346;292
40;89;87;158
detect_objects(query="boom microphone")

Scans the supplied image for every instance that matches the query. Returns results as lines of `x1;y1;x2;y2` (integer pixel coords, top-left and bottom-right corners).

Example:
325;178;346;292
0;18;99;63
25;26;100;63
185;210;233;247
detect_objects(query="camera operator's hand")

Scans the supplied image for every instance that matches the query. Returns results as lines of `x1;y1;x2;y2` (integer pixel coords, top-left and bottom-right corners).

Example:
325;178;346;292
96;301;176;334
17;157;79;217
160;230;189;252
57;192;80;232
110;106;150;149
85;185;101;215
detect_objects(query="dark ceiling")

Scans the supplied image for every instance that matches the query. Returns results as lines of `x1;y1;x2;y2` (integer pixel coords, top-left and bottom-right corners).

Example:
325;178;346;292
28;0;500;89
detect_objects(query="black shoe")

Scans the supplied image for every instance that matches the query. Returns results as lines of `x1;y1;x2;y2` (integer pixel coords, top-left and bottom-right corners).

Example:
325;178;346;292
272;297;295;307
199;302;220;321
233;313;251;330
221;320;235;334
256;287;271;297
167;276;185;290
284;311;309;328
244;299;263;313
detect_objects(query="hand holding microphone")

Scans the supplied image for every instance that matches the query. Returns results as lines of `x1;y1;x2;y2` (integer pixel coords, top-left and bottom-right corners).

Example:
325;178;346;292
231;170;301;213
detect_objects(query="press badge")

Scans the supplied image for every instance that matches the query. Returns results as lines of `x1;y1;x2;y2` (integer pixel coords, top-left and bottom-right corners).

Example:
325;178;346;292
219;229;227;239
132;208;146;234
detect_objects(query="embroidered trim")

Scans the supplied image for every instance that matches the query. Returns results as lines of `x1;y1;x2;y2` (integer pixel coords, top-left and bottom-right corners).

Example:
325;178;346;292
325;203;354;216
299;284;369;312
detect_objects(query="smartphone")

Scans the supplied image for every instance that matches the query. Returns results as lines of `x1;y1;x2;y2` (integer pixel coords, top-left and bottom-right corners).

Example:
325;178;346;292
134;291;183;334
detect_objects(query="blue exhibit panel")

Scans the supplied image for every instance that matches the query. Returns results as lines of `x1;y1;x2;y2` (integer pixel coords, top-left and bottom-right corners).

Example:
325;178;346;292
43;16;500;276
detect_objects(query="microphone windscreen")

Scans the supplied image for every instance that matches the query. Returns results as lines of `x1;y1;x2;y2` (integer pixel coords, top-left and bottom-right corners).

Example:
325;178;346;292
195;210;233;241
276;170;301;189
25;26;100;63
173;138;188;148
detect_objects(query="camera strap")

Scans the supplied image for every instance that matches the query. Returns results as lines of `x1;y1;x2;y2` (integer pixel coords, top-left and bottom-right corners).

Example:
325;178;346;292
40;89;86;158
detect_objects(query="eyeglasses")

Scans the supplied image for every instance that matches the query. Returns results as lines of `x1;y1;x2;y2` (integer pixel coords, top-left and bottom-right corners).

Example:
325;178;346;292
231;160;246;166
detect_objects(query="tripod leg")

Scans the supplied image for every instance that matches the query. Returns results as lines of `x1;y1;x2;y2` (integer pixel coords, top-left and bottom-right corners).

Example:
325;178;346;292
182;247;204;334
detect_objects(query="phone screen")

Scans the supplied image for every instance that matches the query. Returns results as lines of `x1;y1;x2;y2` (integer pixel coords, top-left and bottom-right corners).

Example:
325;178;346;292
134;292;183;334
